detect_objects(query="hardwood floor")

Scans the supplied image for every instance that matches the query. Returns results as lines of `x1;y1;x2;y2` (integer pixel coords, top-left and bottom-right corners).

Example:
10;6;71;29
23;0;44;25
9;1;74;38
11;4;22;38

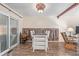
8;42;79;56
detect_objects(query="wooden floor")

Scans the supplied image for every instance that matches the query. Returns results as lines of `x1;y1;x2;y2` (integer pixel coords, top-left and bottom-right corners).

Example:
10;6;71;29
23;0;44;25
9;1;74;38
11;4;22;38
8;42;79;56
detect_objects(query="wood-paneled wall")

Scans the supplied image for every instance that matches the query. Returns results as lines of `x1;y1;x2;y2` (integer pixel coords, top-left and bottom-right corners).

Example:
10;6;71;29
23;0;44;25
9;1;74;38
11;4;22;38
22;28;59;41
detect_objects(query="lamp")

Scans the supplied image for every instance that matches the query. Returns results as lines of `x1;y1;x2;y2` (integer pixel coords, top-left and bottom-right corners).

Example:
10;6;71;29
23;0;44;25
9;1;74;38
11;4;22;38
36;3;46;13
67;27;74;37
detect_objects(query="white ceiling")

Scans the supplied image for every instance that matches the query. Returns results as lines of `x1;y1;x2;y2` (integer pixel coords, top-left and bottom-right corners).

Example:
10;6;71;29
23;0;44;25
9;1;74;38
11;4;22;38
6;3;73;16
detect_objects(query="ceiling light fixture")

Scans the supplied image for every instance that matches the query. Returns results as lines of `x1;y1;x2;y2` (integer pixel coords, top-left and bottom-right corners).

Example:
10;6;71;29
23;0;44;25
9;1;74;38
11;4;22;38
36;3;46;13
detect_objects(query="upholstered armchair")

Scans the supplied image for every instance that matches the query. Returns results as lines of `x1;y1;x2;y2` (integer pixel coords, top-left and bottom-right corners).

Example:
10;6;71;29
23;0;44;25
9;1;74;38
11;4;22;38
20;32;27;44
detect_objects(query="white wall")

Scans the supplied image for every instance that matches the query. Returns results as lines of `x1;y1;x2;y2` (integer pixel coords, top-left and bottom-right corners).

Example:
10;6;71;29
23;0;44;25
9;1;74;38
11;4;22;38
60;16;79;29
22;16;58;28
22;16;67;29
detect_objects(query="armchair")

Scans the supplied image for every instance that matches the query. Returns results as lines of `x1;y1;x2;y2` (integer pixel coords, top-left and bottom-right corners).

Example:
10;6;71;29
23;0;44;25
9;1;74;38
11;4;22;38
61;32;77;50
30;30;50;52
20;32;27;44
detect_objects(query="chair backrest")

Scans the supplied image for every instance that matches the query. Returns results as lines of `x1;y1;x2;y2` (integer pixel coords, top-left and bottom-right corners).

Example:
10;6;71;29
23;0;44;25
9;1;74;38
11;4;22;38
30;30;35;37
20;32;27;39
61;32;69;43
46;31;50;38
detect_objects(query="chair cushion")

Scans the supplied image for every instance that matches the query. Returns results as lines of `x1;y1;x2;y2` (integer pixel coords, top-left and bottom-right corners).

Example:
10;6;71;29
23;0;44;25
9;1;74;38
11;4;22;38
64;44;76;50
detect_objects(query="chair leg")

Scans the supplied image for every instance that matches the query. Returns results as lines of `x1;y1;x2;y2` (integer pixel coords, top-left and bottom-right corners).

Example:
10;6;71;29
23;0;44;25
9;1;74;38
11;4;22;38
33;49;34;52
45;48;47;52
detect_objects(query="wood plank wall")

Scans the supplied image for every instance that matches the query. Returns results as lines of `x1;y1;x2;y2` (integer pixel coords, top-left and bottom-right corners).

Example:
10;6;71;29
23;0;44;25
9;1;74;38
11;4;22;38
22;28;59;41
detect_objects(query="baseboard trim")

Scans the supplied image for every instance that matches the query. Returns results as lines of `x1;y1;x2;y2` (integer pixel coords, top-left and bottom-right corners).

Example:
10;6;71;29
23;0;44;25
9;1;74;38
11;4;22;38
0;43;18;56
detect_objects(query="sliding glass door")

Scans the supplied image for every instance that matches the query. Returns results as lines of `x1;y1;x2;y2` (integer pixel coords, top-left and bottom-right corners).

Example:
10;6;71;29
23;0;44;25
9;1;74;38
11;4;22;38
0;12;19;55
10;18;18;47
0;13;9;53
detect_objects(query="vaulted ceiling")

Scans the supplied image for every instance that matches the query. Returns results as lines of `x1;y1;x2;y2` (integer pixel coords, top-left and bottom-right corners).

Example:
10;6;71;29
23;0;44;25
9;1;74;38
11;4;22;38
6;3;73;16
6;3;79;29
